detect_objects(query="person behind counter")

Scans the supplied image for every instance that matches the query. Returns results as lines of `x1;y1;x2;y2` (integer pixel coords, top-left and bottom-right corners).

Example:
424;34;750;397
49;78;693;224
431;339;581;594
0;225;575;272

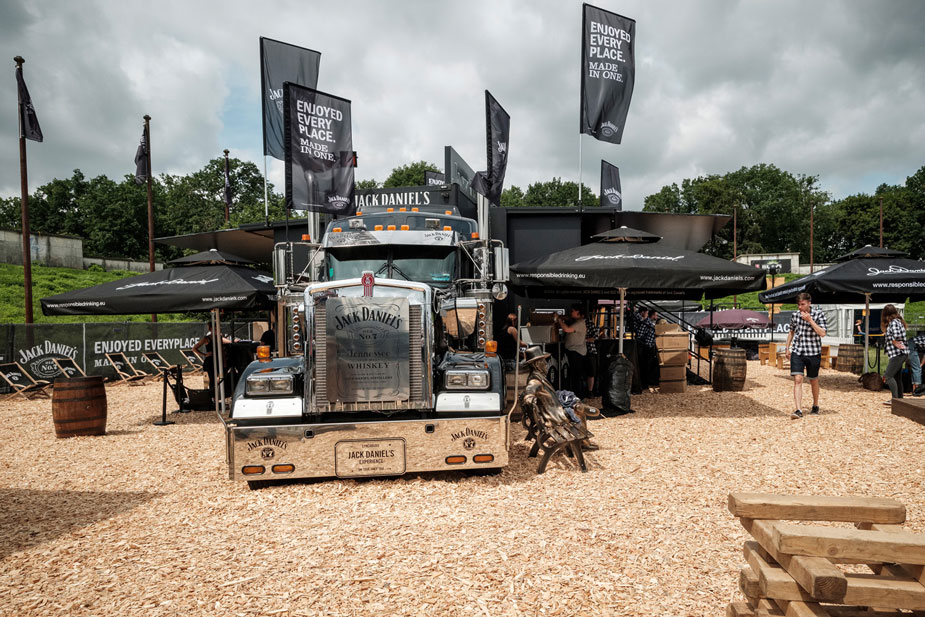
192;327;233;389
554;304;588;398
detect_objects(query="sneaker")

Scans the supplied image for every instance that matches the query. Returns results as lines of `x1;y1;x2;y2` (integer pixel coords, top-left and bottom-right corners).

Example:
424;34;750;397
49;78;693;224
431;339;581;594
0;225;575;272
791;409;803;419
913;385;925;397
810;406;820;415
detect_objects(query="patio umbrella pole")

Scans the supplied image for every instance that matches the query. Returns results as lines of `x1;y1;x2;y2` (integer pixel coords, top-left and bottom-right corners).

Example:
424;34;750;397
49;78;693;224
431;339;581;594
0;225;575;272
864;293;871;369
618;288;626;355
508;305;522;415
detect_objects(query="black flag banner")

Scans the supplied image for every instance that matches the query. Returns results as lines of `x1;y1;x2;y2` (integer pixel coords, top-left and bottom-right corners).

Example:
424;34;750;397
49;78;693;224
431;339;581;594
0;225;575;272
134;125;148;185
424;170;446;186
261;37;321;161
469;90;510;206
600;159;622;209
580;4;635;144
16;66;43;142
284;82;355;216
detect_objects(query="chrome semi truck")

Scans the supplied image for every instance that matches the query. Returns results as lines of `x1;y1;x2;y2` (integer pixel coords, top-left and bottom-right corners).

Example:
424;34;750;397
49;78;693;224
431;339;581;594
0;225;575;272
222;203;511;486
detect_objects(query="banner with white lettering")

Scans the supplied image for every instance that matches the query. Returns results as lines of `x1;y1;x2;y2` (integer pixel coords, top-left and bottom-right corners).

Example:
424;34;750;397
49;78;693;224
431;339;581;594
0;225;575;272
261;37;321;161
424;170;446;186
580;4;635;144
600;159;622;209
284;83;355;215
134;125;148;185
469;90;510;206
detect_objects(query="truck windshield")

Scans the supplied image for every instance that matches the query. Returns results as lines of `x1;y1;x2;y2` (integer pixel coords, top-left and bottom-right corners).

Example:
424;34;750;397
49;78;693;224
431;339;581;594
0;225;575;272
327;246;456;288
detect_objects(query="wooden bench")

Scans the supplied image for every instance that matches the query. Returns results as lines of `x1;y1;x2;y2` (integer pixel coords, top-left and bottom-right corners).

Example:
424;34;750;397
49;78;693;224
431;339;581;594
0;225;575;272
758;344;770;365
520;383;592;474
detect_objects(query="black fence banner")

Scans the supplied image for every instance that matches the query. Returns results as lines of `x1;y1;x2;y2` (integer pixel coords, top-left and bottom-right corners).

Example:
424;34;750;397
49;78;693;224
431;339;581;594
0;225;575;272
580;4;635;144
16;65;43;142
600;159;622;209
284;83;355;215
424;170;446;186
261;37;321;161
469;90;510;206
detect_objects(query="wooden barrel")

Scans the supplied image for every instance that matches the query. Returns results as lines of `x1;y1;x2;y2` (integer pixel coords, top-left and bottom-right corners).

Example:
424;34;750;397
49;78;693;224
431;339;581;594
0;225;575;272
712;348;747;392
836;344;864;375
52;376;107;438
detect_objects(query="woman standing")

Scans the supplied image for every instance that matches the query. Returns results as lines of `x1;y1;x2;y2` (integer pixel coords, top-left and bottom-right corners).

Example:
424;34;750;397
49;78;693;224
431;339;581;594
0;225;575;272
881;304;908;405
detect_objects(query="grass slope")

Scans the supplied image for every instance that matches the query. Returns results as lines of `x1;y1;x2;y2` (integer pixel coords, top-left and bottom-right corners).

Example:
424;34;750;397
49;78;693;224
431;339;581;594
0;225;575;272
1;263;197;323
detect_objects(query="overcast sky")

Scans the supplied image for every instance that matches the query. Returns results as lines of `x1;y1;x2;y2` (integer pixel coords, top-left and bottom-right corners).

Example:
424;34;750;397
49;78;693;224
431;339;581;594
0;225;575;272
2;0;924;210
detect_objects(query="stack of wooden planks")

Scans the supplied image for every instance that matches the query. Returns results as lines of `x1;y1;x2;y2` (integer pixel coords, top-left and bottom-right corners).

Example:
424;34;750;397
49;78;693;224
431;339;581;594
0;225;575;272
727;492;924;617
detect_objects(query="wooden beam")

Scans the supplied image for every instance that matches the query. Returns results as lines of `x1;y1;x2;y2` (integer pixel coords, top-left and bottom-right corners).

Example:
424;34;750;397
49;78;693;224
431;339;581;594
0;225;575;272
745;542;925;610
728;493;906;524
741;520;848;601
741;565;762;599
861;523;925;584
728;600;755;617
771;522;925;565
773;599;831;617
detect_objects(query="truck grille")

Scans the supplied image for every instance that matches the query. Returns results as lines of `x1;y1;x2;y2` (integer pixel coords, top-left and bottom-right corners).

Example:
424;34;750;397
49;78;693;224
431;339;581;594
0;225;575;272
313;302;427;412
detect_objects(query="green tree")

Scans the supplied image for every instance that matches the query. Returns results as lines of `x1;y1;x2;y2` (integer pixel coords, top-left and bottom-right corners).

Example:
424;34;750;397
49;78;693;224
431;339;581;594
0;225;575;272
513;177;597;208
383;161;441;188
356;178;380;190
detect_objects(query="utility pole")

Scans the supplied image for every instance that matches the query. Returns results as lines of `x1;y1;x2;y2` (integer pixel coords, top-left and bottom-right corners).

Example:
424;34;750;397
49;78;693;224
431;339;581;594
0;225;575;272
879;195;883;248
15;56;34;324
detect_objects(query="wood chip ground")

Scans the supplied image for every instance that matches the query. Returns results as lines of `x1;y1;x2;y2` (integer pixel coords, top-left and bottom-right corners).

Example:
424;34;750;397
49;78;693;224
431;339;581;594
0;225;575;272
1;364;922;616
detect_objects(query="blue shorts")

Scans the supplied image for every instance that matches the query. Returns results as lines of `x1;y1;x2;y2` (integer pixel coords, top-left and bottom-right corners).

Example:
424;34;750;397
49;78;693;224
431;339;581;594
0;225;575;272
791;353;821;380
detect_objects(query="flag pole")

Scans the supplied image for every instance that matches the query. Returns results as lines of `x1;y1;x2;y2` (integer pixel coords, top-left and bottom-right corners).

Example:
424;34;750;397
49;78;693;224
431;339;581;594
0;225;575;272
578;134;583;211
144;114;156;323
15;56;34;324
263;155;270;226
223;149;230;223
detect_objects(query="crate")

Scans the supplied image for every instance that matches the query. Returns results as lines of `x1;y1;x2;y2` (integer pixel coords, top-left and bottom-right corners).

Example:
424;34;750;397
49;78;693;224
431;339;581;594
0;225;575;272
659;348;689;366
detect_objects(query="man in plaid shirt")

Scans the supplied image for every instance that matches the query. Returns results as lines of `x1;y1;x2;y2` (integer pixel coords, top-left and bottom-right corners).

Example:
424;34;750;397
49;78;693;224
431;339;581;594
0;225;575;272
785;292;828;419
634;307;659;391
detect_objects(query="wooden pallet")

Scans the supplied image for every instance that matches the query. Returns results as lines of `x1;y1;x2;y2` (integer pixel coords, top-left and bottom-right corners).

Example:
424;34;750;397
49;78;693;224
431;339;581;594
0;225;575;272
725;492;925;617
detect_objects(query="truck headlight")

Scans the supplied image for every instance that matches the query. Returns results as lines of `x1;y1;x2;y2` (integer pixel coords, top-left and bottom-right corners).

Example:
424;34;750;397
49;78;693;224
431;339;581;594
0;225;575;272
246;375;294;396
445;370;490;390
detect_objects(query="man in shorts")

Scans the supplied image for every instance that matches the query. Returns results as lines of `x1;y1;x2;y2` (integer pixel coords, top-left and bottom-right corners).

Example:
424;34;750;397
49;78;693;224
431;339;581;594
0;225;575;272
786;292;828;419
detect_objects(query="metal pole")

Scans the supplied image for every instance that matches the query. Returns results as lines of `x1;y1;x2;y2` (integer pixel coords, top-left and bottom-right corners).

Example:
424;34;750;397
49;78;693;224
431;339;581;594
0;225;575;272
733;204;738;308
578;134;583;210
15;56;33;324
223;149;230;223
508;305;522;416
809;194;814;274
144;114;157;323
879;196;883;248
263;155;270;225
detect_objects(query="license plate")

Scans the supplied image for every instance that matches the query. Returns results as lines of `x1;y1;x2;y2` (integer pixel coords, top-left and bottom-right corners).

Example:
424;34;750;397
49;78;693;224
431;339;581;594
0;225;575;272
334;438;406;477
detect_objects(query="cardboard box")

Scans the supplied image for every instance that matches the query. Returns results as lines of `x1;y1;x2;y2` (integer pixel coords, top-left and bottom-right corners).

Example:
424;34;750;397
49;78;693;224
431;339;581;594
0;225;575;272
655;323;681;334
659;348;689;366
659;378;687;394
660;364;687;382
656;332;689;350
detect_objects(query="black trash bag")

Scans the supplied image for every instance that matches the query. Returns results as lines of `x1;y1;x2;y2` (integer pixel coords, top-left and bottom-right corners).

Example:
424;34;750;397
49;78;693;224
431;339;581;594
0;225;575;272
603;354;635;416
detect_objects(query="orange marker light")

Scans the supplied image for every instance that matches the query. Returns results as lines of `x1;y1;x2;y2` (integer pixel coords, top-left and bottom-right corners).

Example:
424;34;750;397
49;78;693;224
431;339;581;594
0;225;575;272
445;456;466;465
473;454;494;464
400;225;410;230
484;340;498;354
387;225;397;231
242;465;265;475
471;232;479;239
374;225;383;231
412;207;419;212
332;227;342;232
271;464;295;474
443;226;452;231
256;345;271;362
301;234;311;241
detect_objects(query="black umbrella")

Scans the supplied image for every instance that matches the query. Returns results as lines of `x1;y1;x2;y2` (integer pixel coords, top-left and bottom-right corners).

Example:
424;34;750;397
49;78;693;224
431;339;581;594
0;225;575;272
835;245;907;262
510;230;766;352
167;248;254;266
758;252;925;360
41;264;276;315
